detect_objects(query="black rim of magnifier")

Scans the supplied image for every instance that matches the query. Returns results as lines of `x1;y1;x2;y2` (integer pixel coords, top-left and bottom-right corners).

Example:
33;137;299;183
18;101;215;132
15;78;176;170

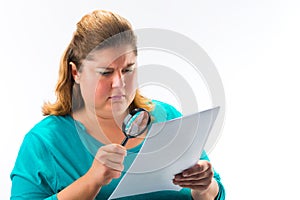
121;108;151;146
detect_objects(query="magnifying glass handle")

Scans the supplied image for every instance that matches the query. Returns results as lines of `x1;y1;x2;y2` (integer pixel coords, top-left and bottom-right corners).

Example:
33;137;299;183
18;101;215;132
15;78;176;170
121;137;129;146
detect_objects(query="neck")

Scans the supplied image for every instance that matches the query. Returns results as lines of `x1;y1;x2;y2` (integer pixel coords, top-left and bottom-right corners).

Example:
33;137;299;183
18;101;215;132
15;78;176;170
72;107;128;144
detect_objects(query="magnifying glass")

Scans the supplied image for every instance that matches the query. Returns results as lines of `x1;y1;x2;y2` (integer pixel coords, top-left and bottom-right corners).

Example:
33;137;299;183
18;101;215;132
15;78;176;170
121;108;151;146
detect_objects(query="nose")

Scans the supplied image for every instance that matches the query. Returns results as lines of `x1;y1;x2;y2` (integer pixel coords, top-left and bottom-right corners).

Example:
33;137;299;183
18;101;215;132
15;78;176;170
112;71;125;88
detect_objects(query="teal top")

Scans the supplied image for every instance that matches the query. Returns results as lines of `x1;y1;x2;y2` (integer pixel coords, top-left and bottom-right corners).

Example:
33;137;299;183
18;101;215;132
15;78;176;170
11;100;225;199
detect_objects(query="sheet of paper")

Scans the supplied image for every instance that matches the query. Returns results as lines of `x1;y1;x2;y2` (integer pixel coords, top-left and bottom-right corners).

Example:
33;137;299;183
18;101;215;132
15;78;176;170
109;107;220;199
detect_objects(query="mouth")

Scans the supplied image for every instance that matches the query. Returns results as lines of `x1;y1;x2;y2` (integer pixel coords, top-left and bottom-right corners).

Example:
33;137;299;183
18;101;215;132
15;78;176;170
108;95;126;101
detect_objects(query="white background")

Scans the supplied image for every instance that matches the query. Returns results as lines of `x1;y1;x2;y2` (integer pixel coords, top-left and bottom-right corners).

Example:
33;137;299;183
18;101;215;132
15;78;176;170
1;0;300;199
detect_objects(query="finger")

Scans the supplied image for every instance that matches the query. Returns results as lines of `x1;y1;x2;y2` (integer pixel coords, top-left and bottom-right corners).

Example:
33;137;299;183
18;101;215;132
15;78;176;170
103;144;127;156
95;147;126;170
173;176;212;187
106;152;126;164
177;184;211;191
98;155;124;171
104;161;124;172
181;161;212;177
174;170;213;181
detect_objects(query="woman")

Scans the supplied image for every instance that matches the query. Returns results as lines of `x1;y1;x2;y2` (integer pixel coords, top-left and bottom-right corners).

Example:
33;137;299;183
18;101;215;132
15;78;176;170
10;10;225;199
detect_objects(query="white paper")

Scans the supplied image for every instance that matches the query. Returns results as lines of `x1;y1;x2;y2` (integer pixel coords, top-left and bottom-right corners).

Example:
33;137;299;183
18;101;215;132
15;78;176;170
108;107;220;199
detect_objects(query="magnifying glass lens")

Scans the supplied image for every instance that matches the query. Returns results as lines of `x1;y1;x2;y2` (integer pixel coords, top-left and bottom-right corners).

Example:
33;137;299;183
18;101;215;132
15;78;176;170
121;108;151;146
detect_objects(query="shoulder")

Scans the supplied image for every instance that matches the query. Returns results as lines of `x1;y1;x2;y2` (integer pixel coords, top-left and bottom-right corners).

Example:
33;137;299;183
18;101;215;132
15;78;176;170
10;115;75;196
13;115;78;169
24;115;76;148
33;114;73;130
150;100;182;123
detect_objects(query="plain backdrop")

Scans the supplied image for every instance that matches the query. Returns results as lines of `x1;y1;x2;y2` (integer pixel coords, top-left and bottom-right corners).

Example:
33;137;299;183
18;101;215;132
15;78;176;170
1;0;300;199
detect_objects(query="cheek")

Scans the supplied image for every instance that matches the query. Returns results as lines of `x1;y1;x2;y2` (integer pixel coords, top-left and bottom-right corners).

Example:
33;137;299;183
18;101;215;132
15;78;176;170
79;78;98;101
95;80;110;98
79;73;112;107
125;72;137;92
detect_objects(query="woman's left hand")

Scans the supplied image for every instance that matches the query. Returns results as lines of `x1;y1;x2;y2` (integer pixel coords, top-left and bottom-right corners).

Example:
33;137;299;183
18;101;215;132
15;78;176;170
173;160;214;194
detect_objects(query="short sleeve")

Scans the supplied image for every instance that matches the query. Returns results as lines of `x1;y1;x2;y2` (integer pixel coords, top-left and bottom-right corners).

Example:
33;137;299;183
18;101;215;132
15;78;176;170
10;133;58;200
151;100;182;123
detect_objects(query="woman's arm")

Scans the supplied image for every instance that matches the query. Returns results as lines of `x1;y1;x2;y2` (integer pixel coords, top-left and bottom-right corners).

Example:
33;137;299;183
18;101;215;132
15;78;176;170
191;178;219;200
57;144;126;200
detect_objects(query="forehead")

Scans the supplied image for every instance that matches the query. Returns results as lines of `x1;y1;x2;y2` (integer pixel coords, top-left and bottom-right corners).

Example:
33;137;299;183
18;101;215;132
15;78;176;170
83;45;136;67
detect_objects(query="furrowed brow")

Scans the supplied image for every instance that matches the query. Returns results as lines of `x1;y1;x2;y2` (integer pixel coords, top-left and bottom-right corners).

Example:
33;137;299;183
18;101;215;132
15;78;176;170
126;63;136;68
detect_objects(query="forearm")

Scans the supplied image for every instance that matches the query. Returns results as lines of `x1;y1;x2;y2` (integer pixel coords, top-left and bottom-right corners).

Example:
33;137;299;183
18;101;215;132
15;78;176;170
57;172;101;200
191;178;219;200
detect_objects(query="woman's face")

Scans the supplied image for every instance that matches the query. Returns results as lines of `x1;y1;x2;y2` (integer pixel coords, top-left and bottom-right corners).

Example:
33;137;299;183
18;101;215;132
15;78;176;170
75;45;137;118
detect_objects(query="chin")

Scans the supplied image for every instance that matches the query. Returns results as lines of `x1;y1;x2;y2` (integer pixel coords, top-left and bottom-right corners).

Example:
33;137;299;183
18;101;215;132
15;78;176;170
109;102;129;115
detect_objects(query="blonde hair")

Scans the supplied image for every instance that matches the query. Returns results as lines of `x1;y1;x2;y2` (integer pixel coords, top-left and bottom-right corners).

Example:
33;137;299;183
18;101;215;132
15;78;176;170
42;10;153;116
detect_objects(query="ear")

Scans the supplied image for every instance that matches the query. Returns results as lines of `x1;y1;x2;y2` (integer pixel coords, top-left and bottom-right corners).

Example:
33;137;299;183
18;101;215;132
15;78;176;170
70;62;80;84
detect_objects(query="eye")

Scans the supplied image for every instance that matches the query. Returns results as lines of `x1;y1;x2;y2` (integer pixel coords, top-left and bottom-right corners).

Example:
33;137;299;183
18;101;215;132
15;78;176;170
99;71;113;76
122;67;134;74
96;69;113;76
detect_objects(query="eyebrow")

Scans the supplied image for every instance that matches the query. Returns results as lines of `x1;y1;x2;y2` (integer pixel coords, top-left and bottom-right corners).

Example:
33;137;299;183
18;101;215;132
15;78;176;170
96;62;136;69
125;63;136;68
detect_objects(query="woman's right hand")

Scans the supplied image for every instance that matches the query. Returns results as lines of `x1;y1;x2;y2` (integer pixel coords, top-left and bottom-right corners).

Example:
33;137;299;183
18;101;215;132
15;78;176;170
87;144;127;187
57;144;126;199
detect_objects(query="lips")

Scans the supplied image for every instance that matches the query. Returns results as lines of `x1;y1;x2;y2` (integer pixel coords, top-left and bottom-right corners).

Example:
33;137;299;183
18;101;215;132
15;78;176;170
109;94;125;100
